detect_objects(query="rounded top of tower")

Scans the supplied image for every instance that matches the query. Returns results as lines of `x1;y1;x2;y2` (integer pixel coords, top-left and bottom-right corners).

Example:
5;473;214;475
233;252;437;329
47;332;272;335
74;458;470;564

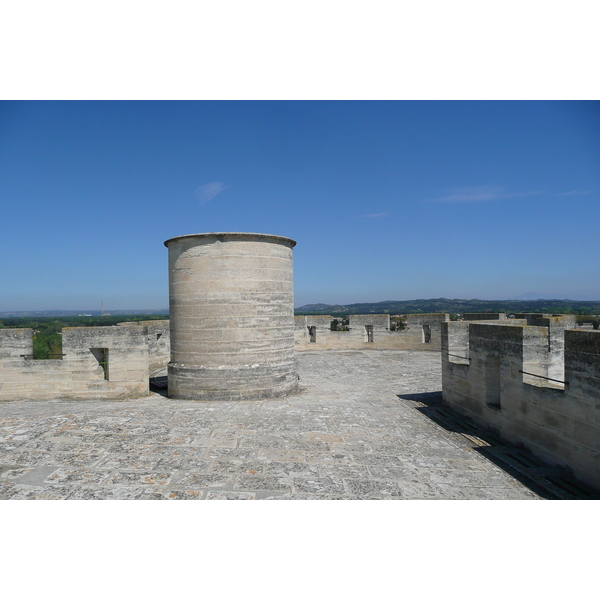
164;232;296;248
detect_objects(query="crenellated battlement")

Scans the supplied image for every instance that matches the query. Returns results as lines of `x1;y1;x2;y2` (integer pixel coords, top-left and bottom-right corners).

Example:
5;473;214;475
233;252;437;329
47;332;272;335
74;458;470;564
0;321;170;401
441;320;600;490
294;313;450;350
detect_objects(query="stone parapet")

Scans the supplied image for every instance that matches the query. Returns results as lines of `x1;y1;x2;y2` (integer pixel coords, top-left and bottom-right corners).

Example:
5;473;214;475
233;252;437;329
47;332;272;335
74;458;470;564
294;313;450;351
0;326;150;401
441;321;600;491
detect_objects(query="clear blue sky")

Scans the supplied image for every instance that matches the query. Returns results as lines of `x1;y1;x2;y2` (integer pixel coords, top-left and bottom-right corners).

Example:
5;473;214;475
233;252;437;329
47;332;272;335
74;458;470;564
1;100;599;311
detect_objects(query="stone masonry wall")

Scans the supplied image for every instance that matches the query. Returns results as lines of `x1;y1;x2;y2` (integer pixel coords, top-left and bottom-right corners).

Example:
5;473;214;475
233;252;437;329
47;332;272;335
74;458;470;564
441;321;600;491
0;326;150;401
117;320;170;376
294;314;450;351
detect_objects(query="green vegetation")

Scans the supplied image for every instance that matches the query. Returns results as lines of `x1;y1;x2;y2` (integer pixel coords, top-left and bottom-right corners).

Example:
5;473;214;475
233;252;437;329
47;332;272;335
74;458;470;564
33;322;63;359
0;314;168;359
296;298;600;317
390;316;406;331
576;315;600;330
331;318;349;331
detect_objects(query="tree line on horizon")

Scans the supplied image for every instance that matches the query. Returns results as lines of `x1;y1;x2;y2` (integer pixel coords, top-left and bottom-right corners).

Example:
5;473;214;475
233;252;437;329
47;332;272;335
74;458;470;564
294;298;600;317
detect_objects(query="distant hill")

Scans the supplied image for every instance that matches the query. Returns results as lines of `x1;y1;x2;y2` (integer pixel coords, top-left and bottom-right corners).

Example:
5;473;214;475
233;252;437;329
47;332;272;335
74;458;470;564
293;303;349;312
295;298;600;316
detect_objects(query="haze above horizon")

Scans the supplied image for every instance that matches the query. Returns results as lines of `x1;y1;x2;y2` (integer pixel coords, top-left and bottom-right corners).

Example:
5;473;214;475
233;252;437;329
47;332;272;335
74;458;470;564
1;101;599;311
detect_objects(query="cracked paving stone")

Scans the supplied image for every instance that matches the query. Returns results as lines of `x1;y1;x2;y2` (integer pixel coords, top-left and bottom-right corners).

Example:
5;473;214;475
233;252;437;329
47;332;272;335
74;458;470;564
408;456;453;469
317;463;370;478
425;484;469;499
139;488;205;500
6;451;50;466
11;440;57;453
211;460;264;475
292;477;345;495
262;461;320;478
396;481;442;499
0;481;17;498
336;441;374;453
3;484;76;500
284;439;331;451
206;491;256;500
314;451;354;465
425;469;487;487
90;434;137;444
233;474;293;492
163;436;195;445
238;436;287;449
0;466;35;480
205;448;255;460
68;486;145;500
141;445;201;458
194;436;238;448
367;465;420;480
343;479;403;498
176;473;233;488
45;468;108;485
157;457;211;471
350;453;406;467
38;452;106;468
256;449;305;462
301;432;343;444
95;455;160;471
105;472;171;486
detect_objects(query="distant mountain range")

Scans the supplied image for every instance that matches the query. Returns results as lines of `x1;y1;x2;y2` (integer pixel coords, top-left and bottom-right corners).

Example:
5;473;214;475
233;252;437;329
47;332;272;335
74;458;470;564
295;298;600;315
3;298;600;319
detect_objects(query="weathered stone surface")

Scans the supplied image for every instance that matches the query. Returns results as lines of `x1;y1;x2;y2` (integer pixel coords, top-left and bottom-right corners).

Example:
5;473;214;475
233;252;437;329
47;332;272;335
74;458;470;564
294;313;450;351
442;322;600;492
0;350;543;500
0;323;170;401
164;232;298;400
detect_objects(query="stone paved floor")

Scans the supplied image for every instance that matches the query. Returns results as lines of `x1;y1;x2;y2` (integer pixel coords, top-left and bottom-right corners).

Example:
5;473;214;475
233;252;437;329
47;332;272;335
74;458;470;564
0;350;540;499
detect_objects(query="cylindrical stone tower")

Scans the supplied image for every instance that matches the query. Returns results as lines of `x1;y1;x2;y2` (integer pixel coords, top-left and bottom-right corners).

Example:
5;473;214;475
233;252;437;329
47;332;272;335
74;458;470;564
164;232;298;400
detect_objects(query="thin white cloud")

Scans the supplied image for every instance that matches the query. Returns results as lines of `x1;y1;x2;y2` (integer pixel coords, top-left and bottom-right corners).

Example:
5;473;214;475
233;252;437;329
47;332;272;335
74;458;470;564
556;189;593;196
360;212;389;218
428;186;543;203
195;181;230;204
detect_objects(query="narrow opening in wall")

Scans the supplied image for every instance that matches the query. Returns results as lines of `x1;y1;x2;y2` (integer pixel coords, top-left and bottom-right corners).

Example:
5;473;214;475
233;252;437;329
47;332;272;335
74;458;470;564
331;318;349;332
90;348;109;380
423;324;431;344
485;355;501;409
156;333;162;341
32;329;64;360
308;326;317;343
365;325;374;343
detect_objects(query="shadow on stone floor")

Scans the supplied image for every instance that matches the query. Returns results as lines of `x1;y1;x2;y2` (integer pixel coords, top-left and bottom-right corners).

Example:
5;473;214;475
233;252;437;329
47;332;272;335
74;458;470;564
397;391;600;500
149;376;168;398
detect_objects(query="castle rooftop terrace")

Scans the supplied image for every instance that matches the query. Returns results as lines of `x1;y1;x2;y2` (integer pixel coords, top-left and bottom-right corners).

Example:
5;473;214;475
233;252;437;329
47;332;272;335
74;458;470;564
0;350;577;500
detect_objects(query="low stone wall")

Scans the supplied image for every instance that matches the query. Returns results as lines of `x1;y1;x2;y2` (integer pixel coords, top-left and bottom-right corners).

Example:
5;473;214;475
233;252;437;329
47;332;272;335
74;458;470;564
463;313;508;321
117;320;170;376
0;326;151;401
294;313;449;351
441;321;600;491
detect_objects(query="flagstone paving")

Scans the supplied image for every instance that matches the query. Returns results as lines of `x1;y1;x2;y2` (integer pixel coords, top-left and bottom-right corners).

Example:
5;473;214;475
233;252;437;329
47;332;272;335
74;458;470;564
0;350;540;499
